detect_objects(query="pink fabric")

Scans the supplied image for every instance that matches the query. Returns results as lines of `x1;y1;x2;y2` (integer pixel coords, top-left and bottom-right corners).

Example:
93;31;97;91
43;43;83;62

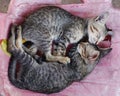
0;0;120;96
82;0;111;3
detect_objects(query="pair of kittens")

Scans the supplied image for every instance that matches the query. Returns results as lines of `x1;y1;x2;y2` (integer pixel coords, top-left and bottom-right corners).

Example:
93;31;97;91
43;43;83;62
20;6;111;64
7;6;112;94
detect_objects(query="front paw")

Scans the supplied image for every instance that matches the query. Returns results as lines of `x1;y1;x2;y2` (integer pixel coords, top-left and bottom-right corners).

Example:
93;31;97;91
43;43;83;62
58;57;70;64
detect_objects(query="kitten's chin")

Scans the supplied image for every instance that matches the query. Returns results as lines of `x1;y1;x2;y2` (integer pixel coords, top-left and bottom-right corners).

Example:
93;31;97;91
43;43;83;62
97;35;111;48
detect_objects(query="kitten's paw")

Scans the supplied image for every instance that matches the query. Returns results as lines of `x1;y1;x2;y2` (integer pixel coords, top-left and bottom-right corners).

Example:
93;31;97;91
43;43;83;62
46;53;70;64
16;25;23;50
59;57;70;64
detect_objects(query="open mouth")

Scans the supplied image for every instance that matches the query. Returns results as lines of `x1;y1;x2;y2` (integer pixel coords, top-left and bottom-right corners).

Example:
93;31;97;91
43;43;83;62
97;35;112;48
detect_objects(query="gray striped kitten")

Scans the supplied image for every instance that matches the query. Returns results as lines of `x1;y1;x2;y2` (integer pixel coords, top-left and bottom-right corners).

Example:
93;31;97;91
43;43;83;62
19;6;110;64
8;26;112;94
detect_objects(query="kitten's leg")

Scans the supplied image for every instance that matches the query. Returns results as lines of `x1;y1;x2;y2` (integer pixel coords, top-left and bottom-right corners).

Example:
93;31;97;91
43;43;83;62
15;25;23;51
45;52;70;64
15;26;38;55
15;25;38;56
8;25;23;54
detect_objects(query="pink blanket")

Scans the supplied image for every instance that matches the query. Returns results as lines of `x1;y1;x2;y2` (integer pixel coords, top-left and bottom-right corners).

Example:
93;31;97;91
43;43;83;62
0;0;120;96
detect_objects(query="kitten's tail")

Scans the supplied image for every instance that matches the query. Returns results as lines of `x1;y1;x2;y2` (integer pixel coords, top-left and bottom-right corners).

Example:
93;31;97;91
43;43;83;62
8;56;25;89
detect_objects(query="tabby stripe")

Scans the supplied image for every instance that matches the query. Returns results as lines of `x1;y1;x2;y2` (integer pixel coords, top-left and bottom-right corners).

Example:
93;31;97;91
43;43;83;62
17;51;36;66
65;35;70;44
58;42;66;49
90;26;94;33
92;25;98;32
60;35;70;47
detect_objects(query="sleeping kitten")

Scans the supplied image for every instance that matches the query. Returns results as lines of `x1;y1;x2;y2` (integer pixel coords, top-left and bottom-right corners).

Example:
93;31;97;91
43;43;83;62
16;6;110;64
7;25;112;94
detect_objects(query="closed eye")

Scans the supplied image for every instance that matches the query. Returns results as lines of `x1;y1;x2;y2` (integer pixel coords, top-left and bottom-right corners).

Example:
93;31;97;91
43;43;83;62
92;25;98;32
90;24;99;33
90;26;94;33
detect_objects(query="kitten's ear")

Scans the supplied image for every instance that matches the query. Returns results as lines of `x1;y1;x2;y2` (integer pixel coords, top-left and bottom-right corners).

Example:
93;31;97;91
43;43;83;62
88;51;100;61
99;48;112;57
94;12;109;24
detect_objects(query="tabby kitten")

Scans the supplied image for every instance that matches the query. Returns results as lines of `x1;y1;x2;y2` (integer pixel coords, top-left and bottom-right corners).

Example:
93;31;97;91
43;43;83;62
17;6;110;64
7;25;112;94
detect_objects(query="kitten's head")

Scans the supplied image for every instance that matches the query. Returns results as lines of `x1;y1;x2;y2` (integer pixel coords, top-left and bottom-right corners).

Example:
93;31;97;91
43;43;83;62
77;42;112;65
88;12;112;44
